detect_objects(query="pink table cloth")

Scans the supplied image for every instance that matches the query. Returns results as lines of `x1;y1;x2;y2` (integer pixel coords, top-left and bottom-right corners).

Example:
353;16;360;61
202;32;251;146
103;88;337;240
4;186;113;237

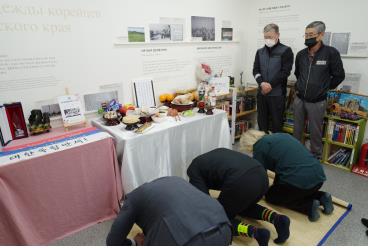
0;127;123;245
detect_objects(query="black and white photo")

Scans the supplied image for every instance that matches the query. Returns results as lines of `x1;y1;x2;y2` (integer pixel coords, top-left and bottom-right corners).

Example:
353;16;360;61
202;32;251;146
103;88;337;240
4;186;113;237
64;108;81;118
41;103;61;117
191;16;215;41
149;24;171;41
221;28;233;41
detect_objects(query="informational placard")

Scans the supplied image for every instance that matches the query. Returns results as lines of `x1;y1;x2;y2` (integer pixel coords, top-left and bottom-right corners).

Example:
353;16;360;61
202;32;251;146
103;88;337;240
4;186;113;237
349;42;368;57
209;76;230;95
58;95;85;126
133;79;156;107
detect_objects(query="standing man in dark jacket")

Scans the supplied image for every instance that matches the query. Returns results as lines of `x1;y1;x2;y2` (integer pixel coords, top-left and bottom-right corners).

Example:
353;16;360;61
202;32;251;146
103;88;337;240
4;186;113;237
106;176;231;246
294;21;345;158
253;23;294;133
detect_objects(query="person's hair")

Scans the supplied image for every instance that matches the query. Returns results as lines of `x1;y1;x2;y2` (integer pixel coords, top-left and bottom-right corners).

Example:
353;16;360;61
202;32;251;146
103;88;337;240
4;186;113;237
306;21;326;33
240;129;266;152
263;23;279;33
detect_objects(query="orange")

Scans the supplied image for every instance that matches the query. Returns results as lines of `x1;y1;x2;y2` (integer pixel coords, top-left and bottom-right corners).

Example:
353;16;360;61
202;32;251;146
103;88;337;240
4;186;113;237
159;94;166;102
192;91;199;101
166;93;175;102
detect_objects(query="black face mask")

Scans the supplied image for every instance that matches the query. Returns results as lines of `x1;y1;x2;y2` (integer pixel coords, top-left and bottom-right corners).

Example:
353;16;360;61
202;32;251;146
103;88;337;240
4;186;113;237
305;37;318;48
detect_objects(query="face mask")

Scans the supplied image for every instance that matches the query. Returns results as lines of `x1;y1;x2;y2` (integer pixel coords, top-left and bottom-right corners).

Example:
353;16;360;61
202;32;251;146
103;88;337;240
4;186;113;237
305;37;318;48
265;39;276;48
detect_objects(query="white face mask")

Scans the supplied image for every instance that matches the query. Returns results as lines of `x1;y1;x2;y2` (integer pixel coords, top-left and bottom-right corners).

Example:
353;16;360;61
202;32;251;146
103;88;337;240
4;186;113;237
265;39;276;47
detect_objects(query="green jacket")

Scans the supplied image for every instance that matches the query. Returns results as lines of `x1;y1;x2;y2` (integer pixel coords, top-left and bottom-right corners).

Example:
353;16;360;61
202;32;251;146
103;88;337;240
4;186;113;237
253;133;326;189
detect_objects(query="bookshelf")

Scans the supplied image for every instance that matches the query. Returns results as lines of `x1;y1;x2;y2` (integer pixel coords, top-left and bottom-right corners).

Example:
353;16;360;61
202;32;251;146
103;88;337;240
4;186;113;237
216;86;258;144
283;86;368;172
323;116;367;171
228;109;257;120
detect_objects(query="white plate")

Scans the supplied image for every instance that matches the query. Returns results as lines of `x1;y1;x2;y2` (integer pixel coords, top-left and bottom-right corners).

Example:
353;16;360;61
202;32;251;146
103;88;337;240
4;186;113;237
158;106;169;111
151;115;169;123
171;101;193;105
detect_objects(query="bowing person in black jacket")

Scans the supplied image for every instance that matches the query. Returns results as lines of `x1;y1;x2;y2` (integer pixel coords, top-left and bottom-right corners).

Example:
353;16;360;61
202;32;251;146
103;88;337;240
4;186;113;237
187;148;291;246
106;176;231;246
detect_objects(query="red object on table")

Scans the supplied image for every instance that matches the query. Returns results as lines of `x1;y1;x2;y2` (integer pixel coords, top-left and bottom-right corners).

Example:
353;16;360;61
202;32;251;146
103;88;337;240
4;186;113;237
352;143;368;177
4;102;28;140
0;127;123;245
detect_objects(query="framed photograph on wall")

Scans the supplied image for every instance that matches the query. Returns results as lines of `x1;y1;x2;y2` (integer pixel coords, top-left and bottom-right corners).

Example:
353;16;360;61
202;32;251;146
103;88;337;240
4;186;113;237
149;24;171;42
221;28;233;41
191;16;215;41
128;27;145;42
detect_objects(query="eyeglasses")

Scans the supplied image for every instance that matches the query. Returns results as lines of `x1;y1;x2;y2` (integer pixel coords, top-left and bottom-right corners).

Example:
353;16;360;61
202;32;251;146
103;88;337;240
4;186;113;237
303;33;319;39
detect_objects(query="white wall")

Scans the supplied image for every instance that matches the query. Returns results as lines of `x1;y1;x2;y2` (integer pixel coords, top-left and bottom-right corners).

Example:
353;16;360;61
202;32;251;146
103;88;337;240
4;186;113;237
0;0;249;117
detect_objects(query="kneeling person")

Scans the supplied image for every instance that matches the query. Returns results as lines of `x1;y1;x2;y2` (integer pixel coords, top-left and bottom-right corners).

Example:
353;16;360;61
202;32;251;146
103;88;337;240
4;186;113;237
106;176;231;246
187;148;290;246
241;130;334;222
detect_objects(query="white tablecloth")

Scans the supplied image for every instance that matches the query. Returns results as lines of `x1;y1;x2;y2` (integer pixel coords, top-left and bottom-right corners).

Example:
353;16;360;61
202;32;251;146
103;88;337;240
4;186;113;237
92;109;231;193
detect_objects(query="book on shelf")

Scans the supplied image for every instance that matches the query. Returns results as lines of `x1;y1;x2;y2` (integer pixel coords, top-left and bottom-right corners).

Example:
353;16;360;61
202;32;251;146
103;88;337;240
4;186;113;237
328;148;352;166
327;120;359;145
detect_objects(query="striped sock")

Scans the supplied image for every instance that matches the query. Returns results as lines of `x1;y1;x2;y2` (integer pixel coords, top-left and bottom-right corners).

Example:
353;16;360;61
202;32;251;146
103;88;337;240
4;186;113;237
237;222;256;238
261;208;277;223
237;222;271;246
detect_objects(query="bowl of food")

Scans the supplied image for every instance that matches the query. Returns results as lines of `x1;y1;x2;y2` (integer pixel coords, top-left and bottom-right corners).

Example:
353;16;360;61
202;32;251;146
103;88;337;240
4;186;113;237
170;102;194;112
103;111;121;126
122;115;140;130
170;93;194;112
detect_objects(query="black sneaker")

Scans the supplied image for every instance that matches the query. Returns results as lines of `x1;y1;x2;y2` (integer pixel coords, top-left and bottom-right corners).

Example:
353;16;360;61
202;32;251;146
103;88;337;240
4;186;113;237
361;218;368;227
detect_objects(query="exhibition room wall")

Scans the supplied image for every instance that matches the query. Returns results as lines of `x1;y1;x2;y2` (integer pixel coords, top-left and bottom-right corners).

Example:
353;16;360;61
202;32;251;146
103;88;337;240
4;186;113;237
0;0;249;117
0;0;368;135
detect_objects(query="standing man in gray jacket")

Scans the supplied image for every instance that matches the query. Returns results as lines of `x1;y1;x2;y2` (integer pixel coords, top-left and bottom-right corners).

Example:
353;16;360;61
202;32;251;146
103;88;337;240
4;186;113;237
253;23;294;133
294;21;345;158
106;176;232;246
